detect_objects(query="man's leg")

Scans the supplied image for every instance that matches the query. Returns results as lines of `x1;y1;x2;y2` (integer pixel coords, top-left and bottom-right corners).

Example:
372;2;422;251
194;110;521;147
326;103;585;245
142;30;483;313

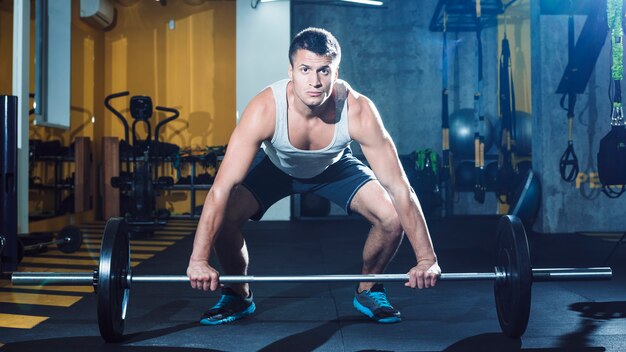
213;185;260;298
348;180;404;323
199;185;260;325
212;149;291;297
349;180;404;292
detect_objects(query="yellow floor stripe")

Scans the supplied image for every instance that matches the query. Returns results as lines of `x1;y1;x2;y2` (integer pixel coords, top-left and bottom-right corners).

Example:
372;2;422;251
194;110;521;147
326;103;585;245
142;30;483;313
37;250;99;258
0;292;82;307
81;243;105;251
17;261;141;272
81;243;168;251
21;255;157;265
0;313;49;329
129;245;168;252
17;267;96;273
0;282;94;293
20;257;101;266
33;249;100;258
42;250;155;260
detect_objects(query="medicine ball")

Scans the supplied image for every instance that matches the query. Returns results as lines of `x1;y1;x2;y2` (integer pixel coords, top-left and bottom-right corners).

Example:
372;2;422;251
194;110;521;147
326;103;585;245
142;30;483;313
449;109;494;159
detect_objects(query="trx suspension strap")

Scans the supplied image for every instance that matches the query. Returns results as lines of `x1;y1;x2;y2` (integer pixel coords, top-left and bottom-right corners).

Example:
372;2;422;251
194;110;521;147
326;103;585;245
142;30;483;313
597;0;626;198
441;9;453;214
442;10;451;183
559;7;580;182
473;0;487;203
497;32;517;203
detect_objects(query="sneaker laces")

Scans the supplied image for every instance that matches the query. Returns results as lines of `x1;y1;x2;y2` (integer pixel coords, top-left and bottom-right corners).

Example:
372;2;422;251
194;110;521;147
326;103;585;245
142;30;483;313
369;291;393;309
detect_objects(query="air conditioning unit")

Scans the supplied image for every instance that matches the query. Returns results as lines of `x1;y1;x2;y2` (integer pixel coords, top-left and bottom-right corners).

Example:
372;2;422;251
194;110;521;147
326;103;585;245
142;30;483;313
80;0;115;29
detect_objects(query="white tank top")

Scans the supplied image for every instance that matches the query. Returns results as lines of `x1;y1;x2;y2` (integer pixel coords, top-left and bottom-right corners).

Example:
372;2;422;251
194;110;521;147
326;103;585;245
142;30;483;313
261;79;353;179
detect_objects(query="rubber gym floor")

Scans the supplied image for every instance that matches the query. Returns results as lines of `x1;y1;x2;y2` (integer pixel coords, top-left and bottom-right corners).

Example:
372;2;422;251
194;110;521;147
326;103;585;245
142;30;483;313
0;216;625;351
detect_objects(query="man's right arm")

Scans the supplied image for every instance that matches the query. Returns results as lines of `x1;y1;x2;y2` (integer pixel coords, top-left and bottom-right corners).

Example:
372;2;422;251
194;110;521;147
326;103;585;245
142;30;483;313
187;89;275;291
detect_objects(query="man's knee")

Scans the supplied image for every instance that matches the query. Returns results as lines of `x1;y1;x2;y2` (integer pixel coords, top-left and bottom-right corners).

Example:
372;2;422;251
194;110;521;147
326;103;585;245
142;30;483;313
221;186;259;232
374;210;403;239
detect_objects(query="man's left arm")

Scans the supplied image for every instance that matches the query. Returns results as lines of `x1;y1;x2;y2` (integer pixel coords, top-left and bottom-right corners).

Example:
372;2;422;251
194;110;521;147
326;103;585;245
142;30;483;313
349;94;440;289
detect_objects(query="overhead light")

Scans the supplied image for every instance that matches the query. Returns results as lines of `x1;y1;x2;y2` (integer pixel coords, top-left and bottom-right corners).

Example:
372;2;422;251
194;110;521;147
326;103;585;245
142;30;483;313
341;0;384;5
252;0;285;9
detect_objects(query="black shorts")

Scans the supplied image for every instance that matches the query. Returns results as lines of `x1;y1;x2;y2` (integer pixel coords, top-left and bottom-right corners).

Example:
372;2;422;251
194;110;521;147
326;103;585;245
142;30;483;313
242;148;376;220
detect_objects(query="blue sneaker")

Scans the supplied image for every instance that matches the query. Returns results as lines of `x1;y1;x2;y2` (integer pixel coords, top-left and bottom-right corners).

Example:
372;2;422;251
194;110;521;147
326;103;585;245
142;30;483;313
353;283;401;323
200;287;256;325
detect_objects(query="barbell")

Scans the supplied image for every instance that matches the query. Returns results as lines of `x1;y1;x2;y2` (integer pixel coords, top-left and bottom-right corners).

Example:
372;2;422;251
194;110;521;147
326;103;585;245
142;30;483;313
17;226;83;261
11;215;612;343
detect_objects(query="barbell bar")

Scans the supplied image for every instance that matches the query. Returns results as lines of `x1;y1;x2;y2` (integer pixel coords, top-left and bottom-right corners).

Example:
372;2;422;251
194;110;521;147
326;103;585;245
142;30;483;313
12;268;612;286
10;215;613;343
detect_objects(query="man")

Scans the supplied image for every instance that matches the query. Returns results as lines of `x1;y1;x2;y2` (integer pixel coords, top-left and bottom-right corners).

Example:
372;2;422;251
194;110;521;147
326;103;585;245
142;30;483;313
187;27;440;325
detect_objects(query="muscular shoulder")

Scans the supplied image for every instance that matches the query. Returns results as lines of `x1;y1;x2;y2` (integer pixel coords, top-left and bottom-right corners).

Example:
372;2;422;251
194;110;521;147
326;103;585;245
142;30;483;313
238;87;276;141
346;87;384;142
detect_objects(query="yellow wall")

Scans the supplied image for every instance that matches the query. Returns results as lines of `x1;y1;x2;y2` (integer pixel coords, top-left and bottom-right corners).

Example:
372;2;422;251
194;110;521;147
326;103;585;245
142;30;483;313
104;0;236;148
0;3;13;95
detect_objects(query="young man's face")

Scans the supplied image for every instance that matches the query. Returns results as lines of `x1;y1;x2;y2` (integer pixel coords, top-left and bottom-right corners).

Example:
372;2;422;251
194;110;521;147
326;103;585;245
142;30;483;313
289;49;339;109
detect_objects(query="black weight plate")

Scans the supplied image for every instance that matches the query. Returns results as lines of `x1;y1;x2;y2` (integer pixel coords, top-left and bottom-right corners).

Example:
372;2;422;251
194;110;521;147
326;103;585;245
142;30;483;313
494;215;532;338
57;226;83;253
98;218;130;342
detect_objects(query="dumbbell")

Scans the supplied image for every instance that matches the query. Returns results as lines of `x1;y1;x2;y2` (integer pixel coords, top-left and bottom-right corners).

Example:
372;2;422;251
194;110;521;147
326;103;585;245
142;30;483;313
17;226;83;261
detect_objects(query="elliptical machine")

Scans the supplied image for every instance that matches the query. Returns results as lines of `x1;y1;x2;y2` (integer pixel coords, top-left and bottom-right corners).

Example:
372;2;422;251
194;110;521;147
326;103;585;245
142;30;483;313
105;92;179;237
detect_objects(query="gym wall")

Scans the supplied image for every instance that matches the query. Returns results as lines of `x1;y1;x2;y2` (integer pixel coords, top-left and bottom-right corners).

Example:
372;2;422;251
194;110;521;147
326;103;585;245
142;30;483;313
293;0;626;232
531;0;626;232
